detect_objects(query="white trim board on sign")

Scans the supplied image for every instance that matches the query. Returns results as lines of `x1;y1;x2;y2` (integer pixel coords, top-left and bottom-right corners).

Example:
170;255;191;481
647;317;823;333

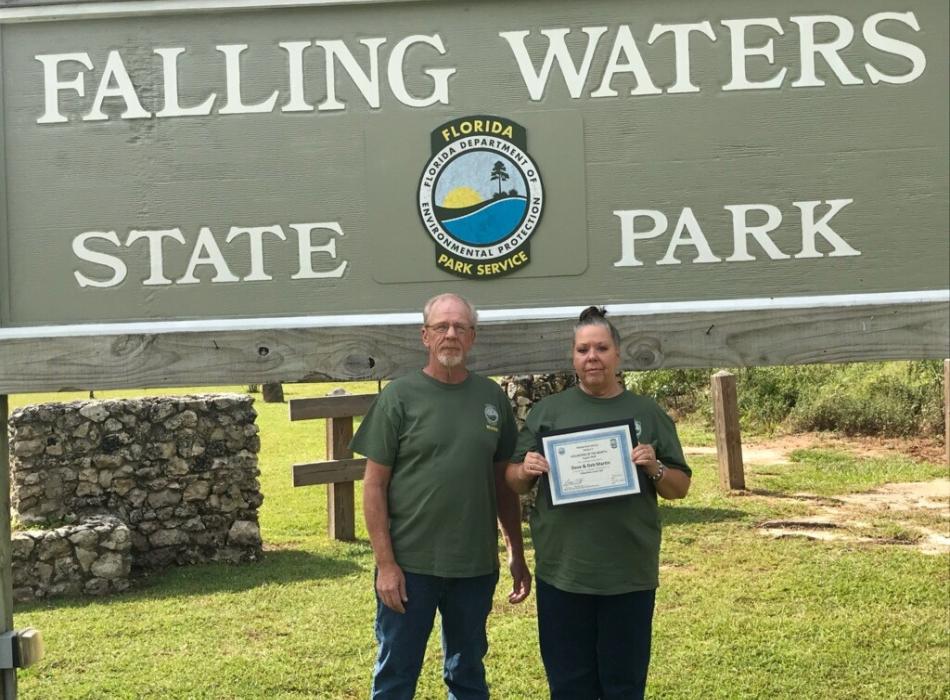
0;0;424;23
0;290;946;341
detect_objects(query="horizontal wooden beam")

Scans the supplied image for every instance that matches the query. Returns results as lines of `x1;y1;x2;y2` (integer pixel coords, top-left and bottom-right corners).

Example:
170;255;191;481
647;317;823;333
293;458;367;487
289;395;377;421
0;301;947;393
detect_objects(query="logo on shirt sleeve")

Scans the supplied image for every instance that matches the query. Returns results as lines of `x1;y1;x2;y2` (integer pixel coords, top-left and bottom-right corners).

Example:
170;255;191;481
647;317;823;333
484;403;500;431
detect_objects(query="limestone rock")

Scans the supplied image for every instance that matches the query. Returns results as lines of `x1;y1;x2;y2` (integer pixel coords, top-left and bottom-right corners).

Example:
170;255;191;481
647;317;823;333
75;482;102;497
37;537;71;561
13;439;45;457
11;535;36;558
149;529;190;548
91;552;128;580
68;529;98;550
111;478;135;496
79;403;109;422
76;547;97;572
84;578;110;595
227;520;261;547
183;481;211;501
34;562;54;584
102;527;131;551
147;489;182;509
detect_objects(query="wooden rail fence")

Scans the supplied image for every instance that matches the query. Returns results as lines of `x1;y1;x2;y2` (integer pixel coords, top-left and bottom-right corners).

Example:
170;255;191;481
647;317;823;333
289;394;377;541
289;362;950;542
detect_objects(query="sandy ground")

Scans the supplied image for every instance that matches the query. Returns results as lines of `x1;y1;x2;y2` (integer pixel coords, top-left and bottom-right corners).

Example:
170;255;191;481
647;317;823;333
685;434;950;555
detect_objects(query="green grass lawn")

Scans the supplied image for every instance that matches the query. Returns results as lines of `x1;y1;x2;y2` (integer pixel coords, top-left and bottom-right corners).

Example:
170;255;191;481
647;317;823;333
8;384;950;699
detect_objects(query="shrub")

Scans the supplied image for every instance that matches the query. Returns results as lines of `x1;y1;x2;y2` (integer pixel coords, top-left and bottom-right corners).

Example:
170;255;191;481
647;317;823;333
625;361;945;437
624;369;709;418
788;361;944;436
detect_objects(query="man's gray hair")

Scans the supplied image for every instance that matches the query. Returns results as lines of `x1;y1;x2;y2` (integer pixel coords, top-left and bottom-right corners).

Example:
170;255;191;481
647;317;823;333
423;293;478;326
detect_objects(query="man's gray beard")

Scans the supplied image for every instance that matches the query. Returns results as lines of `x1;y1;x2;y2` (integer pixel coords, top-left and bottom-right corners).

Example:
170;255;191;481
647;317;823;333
437;352;463;368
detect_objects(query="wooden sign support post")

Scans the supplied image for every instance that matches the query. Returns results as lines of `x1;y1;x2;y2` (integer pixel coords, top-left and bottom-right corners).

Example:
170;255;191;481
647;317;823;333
289;394;376;541
944;360;949;467
711;371;745;491
0;396;16;699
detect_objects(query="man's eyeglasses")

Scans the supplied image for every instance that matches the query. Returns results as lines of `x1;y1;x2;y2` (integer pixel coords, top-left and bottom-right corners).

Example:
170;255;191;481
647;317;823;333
425;323;474;335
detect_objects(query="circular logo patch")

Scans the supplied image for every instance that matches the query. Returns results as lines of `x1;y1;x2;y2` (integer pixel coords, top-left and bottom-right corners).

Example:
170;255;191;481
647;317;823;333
418;116;544;279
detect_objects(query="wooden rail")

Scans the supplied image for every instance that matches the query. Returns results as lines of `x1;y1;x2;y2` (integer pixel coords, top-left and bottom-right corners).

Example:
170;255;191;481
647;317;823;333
289;394;376;541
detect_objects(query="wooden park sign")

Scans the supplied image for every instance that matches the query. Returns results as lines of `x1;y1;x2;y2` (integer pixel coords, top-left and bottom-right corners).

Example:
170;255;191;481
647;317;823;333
0;1;946;695
0;0;946;394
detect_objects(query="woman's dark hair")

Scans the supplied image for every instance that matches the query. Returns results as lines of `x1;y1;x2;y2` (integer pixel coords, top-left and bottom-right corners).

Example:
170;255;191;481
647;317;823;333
575;306;621;348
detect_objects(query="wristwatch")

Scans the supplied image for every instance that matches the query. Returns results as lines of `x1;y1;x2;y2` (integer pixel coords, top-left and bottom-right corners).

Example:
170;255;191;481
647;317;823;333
650;462;666;482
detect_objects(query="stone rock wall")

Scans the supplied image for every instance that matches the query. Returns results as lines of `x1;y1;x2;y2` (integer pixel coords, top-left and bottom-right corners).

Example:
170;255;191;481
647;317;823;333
9;395;263;581
11;516;132;601
500;373;576;518
501;373;577;427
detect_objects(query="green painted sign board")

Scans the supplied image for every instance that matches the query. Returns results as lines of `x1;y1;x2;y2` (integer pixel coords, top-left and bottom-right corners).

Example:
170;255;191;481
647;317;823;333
0;0;947;335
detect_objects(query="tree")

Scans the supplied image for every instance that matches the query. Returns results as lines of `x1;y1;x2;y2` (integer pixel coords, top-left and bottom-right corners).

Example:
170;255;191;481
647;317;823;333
490;160;509;195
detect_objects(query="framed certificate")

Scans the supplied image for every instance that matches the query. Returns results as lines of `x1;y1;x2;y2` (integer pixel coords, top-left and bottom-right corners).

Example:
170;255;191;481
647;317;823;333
538;419;640;506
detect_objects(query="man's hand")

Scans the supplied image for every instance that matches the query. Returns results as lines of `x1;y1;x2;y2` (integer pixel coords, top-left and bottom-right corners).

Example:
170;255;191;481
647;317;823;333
376;561;408;613
507;554;532;604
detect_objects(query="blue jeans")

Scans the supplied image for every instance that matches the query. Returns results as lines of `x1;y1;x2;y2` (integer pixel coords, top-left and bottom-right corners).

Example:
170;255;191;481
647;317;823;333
371;569;499;700
536;576;656;700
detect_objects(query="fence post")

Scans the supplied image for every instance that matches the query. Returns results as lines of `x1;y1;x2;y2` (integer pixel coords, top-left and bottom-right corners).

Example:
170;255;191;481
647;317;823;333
326;416;355;541
711;371;745;491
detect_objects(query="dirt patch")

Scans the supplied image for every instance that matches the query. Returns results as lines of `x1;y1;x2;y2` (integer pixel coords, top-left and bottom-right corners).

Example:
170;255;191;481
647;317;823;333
693;433;950;554
836;479;950;512
687;433;947;466
756;479;950;554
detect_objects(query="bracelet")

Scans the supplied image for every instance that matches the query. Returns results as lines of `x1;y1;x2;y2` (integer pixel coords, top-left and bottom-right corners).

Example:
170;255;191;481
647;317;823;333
650;462;666;483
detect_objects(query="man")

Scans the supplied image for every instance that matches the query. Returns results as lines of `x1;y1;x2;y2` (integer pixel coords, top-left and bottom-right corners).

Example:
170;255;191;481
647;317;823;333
351;292;531;700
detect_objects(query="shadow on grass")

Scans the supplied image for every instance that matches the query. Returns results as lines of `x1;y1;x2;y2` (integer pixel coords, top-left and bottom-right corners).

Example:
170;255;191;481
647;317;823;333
15;549;364;612
660;505;747;526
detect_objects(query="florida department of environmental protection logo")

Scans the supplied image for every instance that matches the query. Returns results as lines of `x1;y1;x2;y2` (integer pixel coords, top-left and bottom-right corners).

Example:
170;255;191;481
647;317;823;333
484;403;500;426
417;115;544;279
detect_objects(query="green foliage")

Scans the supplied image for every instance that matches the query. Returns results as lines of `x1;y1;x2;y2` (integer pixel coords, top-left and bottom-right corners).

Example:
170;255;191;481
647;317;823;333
734;365;838;434
624;369;710;417
787;361;945;436
627;361;945;437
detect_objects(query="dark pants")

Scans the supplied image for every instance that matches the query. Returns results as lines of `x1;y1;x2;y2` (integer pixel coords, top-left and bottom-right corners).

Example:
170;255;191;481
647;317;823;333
536;576;656;700
371;569;499;700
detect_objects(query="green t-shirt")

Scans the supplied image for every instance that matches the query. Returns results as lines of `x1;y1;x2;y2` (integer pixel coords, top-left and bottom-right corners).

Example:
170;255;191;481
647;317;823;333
350;370;517;578
513;387;691;595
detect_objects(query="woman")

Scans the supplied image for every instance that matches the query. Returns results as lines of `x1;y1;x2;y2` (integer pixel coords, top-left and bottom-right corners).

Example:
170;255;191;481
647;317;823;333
506;306;691;700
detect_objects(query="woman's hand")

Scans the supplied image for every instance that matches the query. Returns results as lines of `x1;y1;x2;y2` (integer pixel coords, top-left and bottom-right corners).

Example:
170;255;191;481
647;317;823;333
505;451;550;494
632;443;660;474
520;450;550;479
633;443;691;499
